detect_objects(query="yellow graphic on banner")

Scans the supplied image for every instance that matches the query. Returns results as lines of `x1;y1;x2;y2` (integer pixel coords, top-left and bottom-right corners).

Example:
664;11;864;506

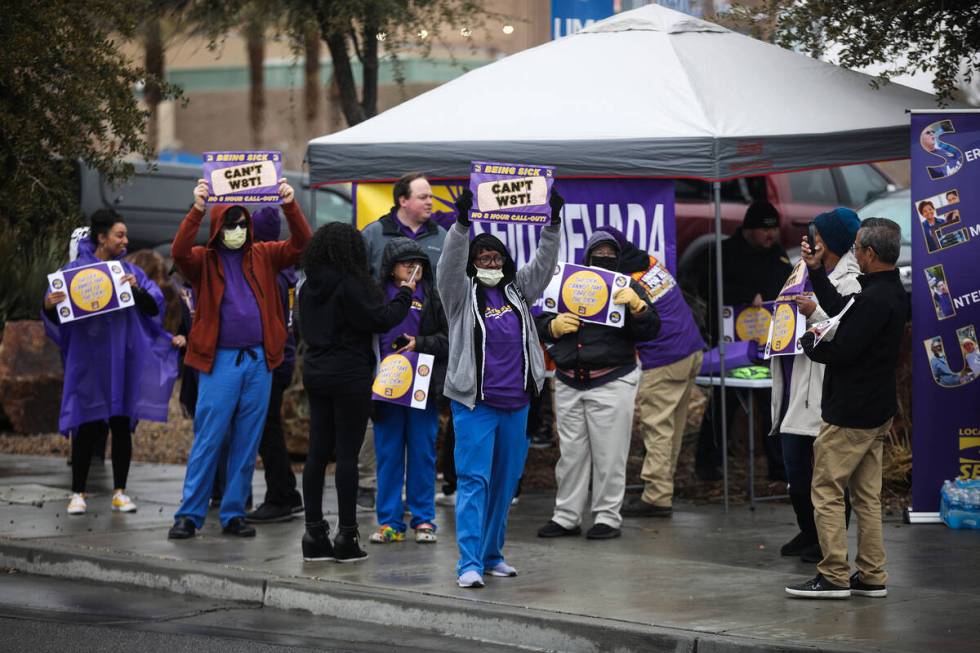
372;354;414;399
355;182;460;230
960;436;980;479
735;307;772;345
770;303;797;351
561;271;609;318
69;268;114;312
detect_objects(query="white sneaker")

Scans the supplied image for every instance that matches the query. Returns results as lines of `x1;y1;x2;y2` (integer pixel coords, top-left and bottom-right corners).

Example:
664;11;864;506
457;570;485;588
111;490;137;513
510;496;520;506
67;493;87;515
435;492;456;507
488;562;518;577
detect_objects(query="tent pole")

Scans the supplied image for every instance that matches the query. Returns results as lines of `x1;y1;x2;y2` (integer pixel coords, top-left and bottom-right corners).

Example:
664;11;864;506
713;181;728;513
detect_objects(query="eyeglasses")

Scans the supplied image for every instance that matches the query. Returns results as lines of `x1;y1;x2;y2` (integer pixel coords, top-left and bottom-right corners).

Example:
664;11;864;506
850;243;875;255
474;254;504;266
223;221;247;231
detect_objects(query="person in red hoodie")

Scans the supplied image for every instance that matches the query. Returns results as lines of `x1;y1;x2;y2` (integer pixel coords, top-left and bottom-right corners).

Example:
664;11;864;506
168;177;312;540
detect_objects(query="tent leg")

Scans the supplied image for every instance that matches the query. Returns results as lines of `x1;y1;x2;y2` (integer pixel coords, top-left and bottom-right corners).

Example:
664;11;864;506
713;181;728;514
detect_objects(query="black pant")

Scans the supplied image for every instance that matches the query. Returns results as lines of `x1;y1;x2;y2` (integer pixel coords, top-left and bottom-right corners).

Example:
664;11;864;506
258;377;301;507
782;432;850;538
696;387;782;476
72;417;131;493
304;388;370;527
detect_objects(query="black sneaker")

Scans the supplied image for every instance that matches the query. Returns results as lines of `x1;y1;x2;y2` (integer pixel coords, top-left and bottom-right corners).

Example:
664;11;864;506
621;496;672;518
849;572;887;598
800;542;823;563
245;502;295;524
695;466;723;482
289;502;304;515
585;523;622;540
222;516;257;537
785;574;850;599
356;487;375;511
302;520;334;561
780;531;814;557
529;431;553;449
537;520;582;538
168;517;196;540
333;525;369;563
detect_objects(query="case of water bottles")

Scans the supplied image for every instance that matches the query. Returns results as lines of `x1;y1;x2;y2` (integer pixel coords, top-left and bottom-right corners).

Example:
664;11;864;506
940;479;980;529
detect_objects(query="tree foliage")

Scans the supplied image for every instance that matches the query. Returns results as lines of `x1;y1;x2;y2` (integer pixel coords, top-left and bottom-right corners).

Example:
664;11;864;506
725;1;980;104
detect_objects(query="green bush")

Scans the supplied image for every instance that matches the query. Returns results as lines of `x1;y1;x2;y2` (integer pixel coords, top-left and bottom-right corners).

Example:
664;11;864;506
0;221;77;334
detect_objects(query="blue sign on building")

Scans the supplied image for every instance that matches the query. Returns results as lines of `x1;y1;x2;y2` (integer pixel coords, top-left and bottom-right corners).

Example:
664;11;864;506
551;0;615;39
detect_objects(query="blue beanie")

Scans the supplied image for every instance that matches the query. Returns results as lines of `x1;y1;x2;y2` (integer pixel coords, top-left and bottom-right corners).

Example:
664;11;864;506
813;208;861;257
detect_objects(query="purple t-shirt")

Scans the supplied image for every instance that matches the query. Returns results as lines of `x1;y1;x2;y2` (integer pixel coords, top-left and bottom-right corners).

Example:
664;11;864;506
633;261;705;370
216;247;263;349
379;281;424;355
398;218;424;240
480;287;529;410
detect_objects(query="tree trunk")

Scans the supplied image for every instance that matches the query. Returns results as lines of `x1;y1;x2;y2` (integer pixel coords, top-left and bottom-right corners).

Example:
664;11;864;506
304;24;321;125
359;14;379;119
245;22;265;148
314;6;365;127
144;18;164;153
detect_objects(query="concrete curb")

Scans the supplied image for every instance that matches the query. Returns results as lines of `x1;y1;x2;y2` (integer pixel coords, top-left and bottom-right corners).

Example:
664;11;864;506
0;537;841;653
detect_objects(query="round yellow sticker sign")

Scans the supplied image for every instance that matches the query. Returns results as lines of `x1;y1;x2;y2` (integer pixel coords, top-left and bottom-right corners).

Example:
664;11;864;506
770;303;797;351
734;307;772;345
372;354;414;400
561;270;609;318
69;267;115;312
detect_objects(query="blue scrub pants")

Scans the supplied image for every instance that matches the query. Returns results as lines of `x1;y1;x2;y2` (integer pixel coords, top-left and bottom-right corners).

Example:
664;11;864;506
451;400;529;576
374;401;440;532
175;347;271;528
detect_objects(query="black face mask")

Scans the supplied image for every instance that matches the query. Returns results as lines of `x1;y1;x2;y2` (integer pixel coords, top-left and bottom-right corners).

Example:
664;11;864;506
590;255;618;271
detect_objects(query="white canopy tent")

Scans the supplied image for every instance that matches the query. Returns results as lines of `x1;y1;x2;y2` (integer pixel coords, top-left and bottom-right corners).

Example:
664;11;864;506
306;4;944;510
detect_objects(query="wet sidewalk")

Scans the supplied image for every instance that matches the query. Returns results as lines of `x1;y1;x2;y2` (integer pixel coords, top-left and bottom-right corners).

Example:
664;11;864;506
1;453;977;652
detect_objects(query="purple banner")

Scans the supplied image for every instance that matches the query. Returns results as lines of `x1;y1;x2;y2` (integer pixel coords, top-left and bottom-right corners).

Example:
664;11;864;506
540;262;630;327
468;161;555;225
371;351;435;409
47;261;135;323
203;151;282;204
910;112;980;513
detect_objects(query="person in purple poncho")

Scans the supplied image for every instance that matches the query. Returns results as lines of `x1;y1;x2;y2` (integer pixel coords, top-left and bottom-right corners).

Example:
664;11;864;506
42;209;178;516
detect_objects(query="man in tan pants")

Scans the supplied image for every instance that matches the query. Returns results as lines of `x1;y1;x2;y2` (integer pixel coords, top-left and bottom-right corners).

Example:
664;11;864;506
786;218;907;599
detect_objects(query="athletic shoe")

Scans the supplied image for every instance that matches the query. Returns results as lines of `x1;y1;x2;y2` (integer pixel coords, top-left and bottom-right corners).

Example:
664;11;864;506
537;520;581;538
222;517;257;537
529;432;553;449
780;531;813;557
67;493;87;515
415;523;437;543
849;572;887;598
510;496;520;506
334;525;369;563
457;571;485;588
488;562;518;577
111;490;137;513
356;487;375;511
368;525;405;543
785;574;851;599
168;517;196;539
301;521;334;561
585;523;622;540
245;502;295;524
435;491;456;507
621;496;671;518
289;502;305;515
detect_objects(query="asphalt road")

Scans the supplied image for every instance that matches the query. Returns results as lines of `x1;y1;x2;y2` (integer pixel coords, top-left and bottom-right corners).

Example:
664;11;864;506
0;571;522;653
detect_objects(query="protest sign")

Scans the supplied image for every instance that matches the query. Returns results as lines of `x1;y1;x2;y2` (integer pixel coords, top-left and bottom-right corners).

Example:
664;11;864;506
203;151;282;204
48;261;135;324
722;302;775;345
777;259;810;298
371;352;435;410
808;297;855;347
540;262;630;327
468;161;555;225
763;301;805;358
909;110;980;515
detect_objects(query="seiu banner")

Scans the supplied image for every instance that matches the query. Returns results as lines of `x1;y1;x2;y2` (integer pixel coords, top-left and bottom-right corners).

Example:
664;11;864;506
354;178;676;273
910;111;980;513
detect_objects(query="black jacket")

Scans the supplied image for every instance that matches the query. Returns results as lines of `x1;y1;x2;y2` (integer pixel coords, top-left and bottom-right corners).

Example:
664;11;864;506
801;267;908;429
376;238;449;398
535;278;661;388
299;264;411;392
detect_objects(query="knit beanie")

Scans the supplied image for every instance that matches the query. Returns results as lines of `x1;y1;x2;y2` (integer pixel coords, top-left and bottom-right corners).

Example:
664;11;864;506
742;201;779;229
813;208;861;257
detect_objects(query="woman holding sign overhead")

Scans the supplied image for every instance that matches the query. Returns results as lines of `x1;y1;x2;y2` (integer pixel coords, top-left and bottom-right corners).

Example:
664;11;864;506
42;209;177;517
368;238;448;545
437;187;563;589
299;223;416;563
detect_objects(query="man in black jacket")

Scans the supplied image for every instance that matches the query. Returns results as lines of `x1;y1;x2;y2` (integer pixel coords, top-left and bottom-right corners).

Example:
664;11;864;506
785;218;907;600
536;231;661;540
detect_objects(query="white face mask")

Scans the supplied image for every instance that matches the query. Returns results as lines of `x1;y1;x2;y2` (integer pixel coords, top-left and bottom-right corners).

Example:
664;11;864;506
222;225;247;250
475;267;504;287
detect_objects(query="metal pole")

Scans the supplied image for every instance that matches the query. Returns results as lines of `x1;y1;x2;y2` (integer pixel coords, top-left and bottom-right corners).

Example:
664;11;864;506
713;181;728;513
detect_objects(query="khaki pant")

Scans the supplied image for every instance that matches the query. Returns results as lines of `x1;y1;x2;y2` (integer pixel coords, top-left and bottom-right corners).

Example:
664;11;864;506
811;418;892;587
553;367;640;529
637;351;703;507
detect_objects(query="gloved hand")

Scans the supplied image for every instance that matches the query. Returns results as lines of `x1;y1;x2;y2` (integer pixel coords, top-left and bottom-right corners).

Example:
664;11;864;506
549;312;580;338
549;188;564;226
613;287;646;314
455;189;474;227
800;330;816;354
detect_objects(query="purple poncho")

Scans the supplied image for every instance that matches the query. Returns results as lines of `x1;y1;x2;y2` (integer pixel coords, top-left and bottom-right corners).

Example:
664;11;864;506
43;241;179;437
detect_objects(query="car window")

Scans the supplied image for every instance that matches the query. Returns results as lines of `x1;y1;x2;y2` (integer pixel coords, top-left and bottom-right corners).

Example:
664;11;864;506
787;168;838;204
315;188;352;226
857;191;912;244
838;164;889;206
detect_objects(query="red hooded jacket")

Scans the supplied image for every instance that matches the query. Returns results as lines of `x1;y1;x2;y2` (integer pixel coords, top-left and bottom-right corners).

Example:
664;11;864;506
172;201;312;373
